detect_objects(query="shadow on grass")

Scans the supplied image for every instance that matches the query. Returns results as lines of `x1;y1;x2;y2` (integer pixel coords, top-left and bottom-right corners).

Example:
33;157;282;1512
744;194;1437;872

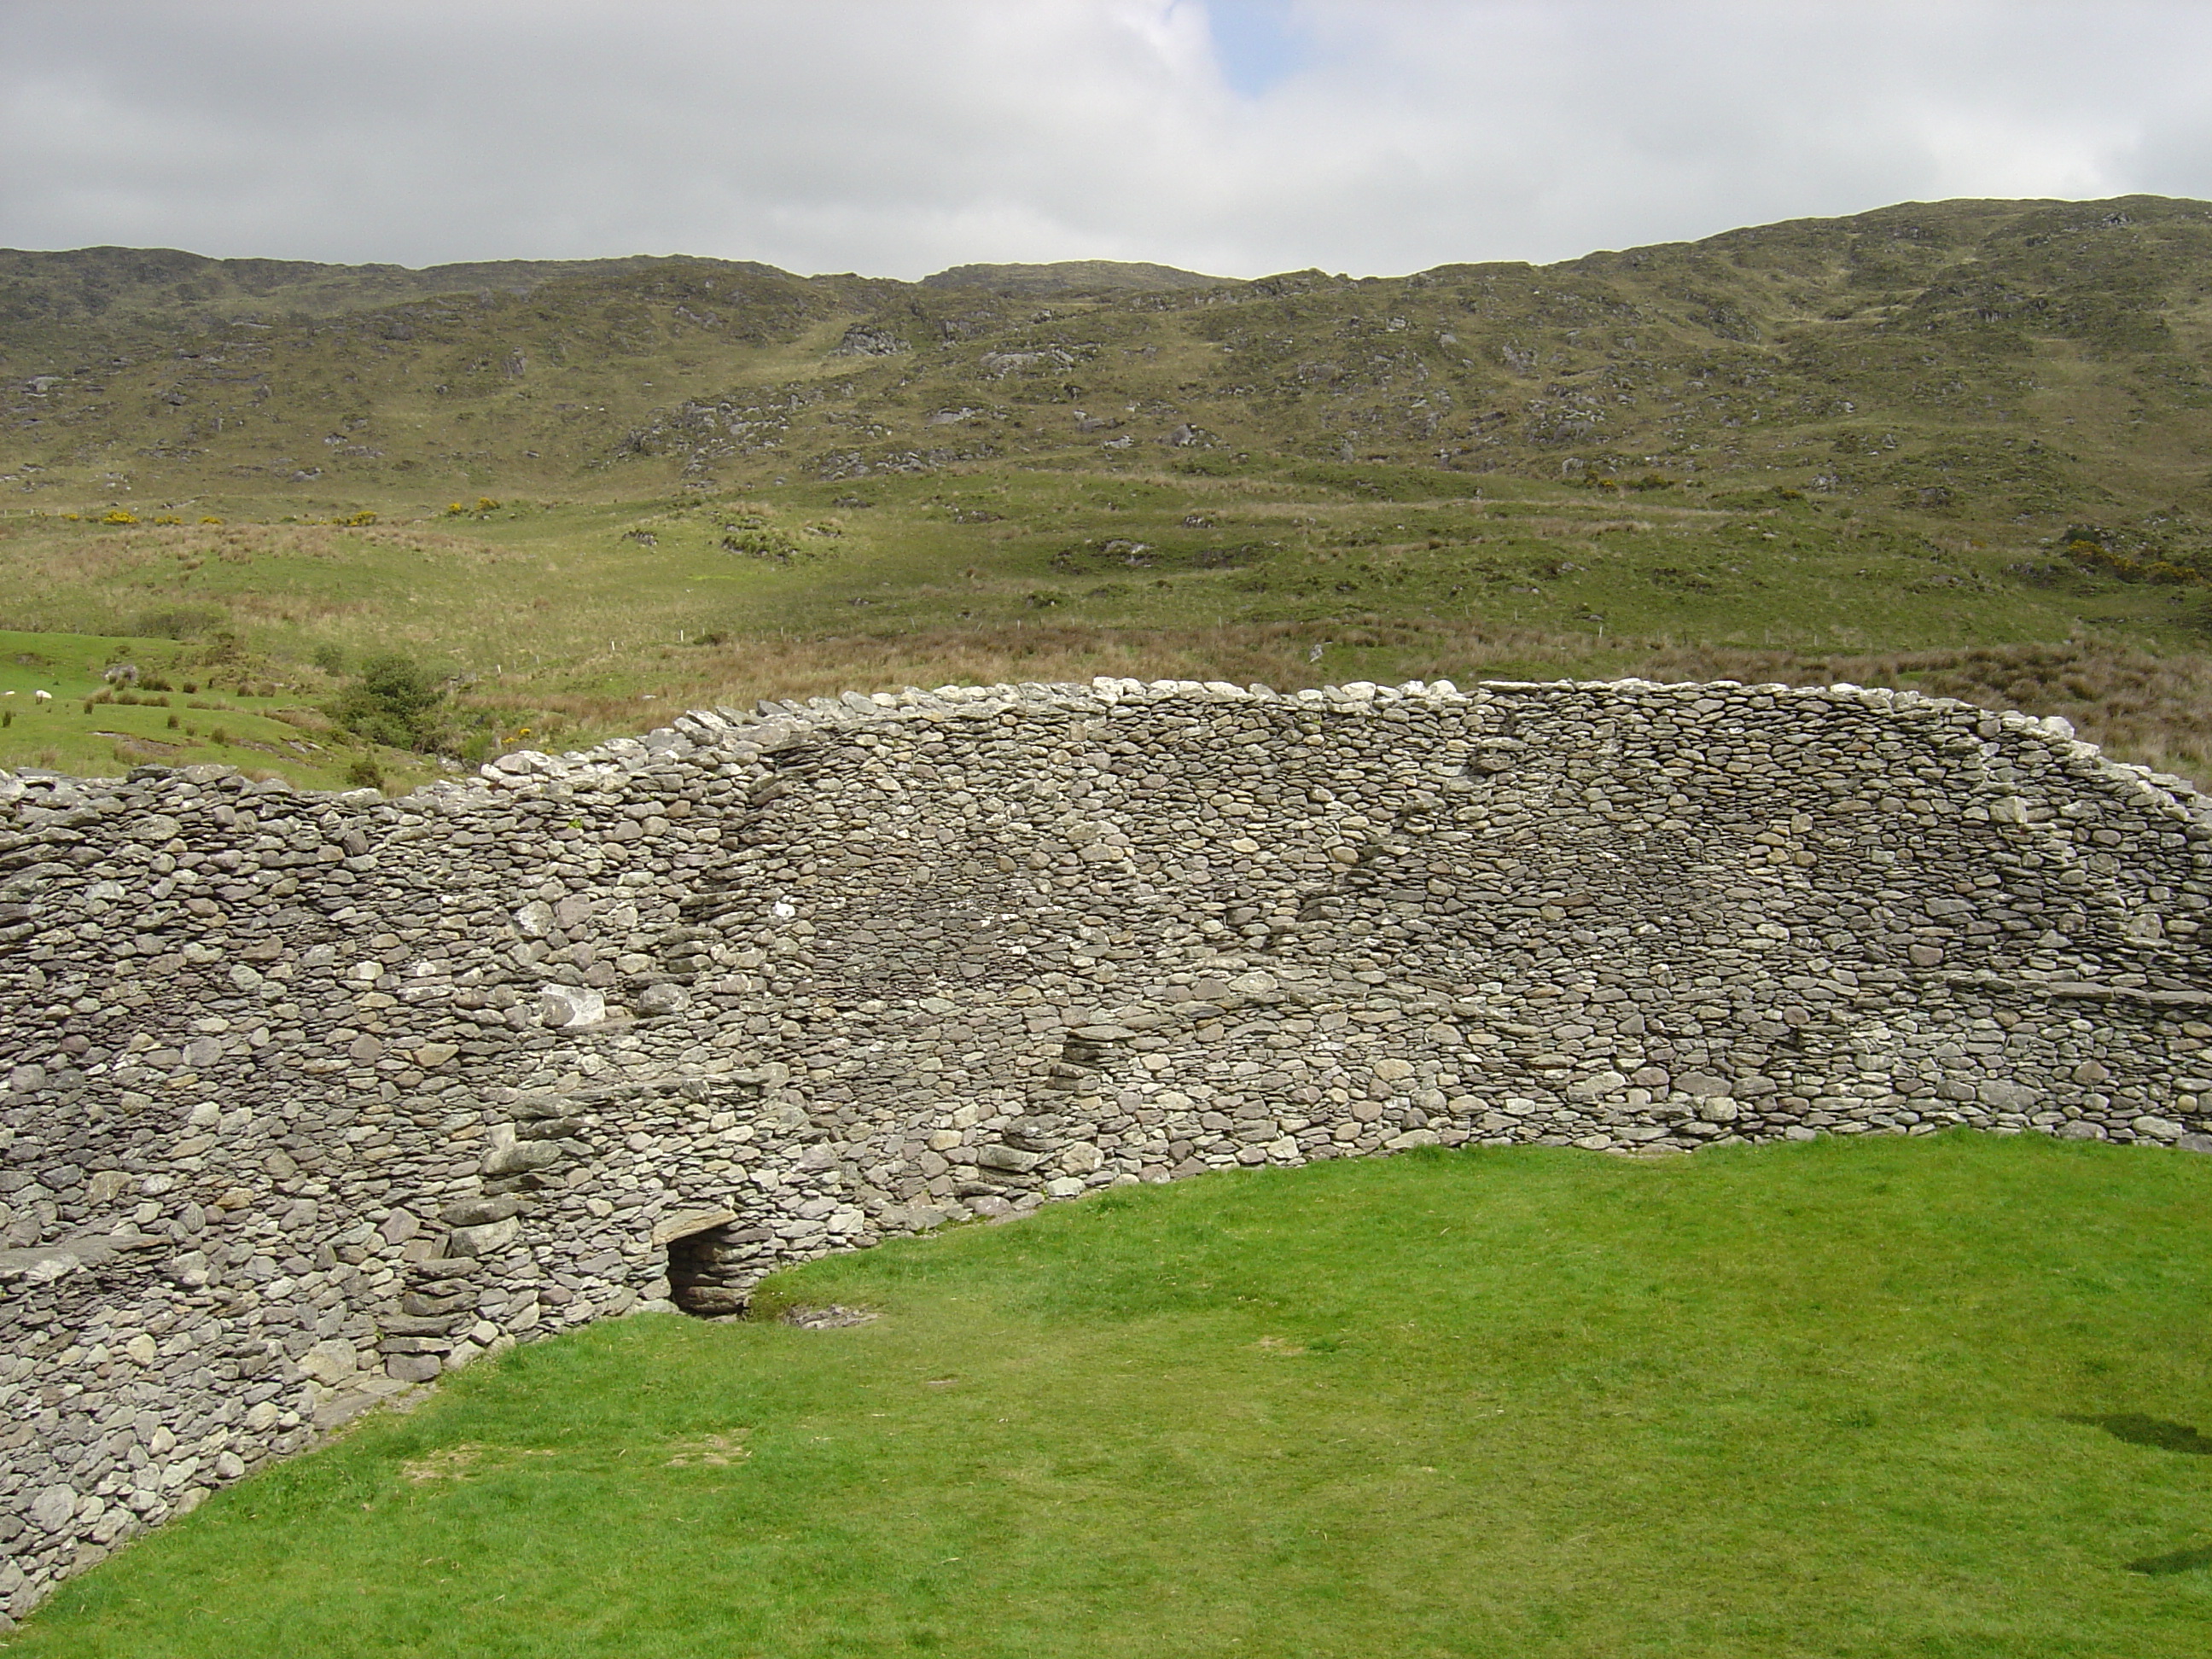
2064;1413;2212;1455
2071;1414;2212;1577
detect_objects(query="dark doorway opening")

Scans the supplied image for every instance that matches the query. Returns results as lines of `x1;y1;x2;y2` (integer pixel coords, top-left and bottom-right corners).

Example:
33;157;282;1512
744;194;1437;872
667;1222;766;1317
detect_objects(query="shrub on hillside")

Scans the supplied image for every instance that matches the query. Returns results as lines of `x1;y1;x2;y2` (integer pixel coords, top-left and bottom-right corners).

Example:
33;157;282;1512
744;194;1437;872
2063;536;2206;586
329;655;447;751
134;606;227;640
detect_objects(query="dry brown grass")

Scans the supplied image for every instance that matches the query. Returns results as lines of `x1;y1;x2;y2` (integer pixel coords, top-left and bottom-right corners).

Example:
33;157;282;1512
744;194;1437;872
166;524;509;563
1635;640;2212;785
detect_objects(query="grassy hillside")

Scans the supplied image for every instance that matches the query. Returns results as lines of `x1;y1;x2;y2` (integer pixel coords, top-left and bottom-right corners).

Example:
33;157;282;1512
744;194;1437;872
14;1135;2212;1657
11;195;2212;524
9;196;2212;787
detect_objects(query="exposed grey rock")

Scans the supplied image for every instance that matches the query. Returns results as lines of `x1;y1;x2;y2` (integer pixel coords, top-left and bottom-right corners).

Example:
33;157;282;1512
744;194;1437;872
27;1487;77;1534
634;982;688;1017
538;986;607;1028
0;1247;84;1284
448;1217;523;1256
778;1304;878;1329
295;1339;360;1385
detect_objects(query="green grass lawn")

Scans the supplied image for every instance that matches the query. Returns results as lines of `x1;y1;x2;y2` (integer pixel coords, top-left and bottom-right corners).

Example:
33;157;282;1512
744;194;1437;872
15;1133;2212;1657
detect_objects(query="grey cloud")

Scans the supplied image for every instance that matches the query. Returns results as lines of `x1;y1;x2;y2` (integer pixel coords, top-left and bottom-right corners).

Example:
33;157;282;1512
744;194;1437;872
2;0;2209;278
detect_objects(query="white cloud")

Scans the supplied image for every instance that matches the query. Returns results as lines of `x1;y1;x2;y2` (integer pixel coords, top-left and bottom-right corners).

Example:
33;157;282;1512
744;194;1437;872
0;0;2208;277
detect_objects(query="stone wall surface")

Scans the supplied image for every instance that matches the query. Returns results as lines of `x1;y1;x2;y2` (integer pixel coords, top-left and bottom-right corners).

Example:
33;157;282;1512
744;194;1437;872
3;672;2212;1621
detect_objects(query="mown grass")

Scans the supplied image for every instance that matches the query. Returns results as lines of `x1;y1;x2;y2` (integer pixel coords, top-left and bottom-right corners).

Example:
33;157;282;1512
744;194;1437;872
15;1133;2212;1658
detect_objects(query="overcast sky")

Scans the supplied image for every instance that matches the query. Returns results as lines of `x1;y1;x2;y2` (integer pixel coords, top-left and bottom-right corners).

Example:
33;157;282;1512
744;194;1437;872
4;1;2210;279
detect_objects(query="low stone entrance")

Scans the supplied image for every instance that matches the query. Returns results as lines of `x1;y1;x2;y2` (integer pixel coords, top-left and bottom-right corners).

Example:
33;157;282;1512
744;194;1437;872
657;1210;778;1316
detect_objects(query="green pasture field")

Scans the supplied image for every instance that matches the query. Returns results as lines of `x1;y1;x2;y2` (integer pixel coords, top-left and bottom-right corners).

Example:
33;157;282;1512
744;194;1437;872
14;1133;2212;1658
0;628;398;790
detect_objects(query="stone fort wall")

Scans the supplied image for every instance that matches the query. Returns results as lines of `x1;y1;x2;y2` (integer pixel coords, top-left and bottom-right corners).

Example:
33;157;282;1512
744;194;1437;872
3;672;2211;1621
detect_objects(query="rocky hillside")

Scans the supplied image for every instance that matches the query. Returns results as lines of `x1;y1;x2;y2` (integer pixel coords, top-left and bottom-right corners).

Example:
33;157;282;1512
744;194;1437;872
4;195;2210;545
918;259;1229;294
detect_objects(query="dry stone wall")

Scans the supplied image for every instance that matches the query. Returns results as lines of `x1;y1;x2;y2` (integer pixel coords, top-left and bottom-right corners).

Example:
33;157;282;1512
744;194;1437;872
5;672;2212;1621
